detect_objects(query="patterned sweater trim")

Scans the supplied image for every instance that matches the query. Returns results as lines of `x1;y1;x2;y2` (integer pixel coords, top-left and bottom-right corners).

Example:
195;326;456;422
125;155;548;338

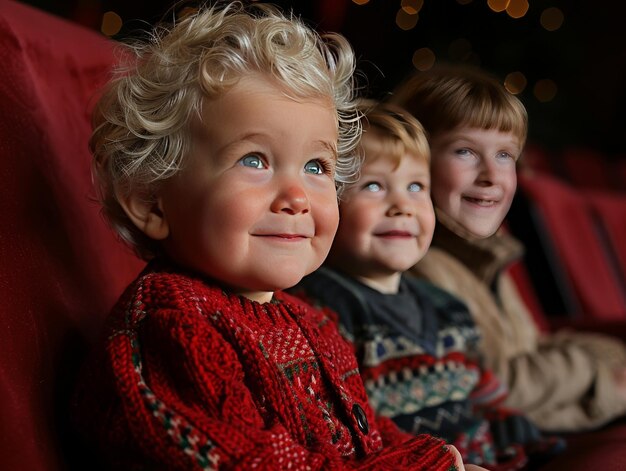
74;261;458;470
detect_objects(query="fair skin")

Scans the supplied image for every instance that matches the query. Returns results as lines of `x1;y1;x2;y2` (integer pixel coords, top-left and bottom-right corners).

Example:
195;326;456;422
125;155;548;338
121;74;339;303
429;126;520;239
328;131;435;294
119;77;487;470
430;126;626;401
121;79;482;471
328;133;488;470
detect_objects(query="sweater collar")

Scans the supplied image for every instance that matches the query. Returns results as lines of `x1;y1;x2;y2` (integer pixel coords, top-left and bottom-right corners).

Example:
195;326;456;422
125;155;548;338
430;208;524;286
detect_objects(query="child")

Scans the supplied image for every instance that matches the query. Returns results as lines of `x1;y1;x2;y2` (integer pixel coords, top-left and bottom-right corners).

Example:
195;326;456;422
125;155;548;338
389;64;626;432
291;100;558;469
71;4;478;470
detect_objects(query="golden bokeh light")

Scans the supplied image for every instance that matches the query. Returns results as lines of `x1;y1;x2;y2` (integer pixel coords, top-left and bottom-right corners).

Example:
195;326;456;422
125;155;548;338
487;0;510;13
401;0;424;15
506;0;529;18
101;11;122;37
412;48;436;71
540;7;564;31
396;8;419;30
504;71;527;94
352;0;370;5
534;79;558;102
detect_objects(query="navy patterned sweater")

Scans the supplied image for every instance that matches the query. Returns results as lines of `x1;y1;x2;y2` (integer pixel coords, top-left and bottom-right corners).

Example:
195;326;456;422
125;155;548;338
292;267;555;469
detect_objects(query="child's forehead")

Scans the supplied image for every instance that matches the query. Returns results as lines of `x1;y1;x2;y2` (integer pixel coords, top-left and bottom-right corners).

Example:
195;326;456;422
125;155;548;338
435;125;521;148
361;151;429;174
201;73;335;111
193;74;338;136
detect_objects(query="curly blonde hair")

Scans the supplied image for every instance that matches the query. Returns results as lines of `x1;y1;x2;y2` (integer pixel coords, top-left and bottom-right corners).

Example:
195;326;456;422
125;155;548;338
91;1;360;259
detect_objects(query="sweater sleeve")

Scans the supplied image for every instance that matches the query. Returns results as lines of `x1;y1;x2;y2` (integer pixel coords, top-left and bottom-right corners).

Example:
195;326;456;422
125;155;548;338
502;335;626;432
497;274;626;431
92;306;458;470
413;250;626;432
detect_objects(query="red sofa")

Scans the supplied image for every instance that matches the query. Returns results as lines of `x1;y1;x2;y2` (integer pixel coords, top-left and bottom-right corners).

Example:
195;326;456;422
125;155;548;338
0;2;144;469
1;1;624;469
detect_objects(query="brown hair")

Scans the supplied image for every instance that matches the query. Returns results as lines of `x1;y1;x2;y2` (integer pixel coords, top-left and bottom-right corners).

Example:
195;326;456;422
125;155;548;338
390;65;527;146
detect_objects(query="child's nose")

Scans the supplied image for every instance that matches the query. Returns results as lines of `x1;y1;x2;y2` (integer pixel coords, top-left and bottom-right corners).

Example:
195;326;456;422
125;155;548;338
476;157;498;185
270;181;310;215
386;194;413;217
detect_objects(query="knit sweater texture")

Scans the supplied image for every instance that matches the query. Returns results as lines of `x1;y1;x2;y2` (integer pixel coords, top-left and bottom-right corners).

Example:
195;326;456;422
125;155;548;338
72;261;457;470
413;209;626;431
292;268;542;470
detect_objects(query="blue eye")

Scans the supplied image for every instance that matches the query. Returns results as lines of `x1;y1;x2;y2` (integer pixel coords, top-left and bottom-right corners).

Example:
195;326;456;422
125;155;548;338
304;159;324;175
496;151;514;161
239;154;265;168
408;182;423;192
364;182;382;192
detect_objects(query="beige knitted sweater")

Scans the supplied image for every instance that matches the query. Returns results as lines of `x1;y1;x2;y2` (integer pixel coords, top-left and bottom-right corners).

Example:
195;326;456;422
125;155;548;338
411;210;626;432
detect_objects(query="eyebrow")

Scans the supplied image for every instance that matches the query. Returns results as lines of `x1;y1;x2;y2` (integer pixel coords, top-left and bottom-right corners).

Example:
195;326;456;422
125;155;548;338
211;131;338;161
445;135;521;152
318;140;338;161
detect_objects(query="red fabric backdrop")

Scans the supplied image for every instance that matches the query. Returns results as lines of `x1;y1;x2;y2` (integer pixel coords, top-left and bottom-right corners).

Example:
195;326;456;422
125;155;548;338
0;2;144;469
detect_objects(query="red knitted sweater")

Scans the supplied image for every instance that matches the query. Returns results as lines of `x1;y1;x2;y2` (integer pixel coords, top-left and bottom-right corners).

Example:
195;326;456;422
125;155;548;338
73;262;457;470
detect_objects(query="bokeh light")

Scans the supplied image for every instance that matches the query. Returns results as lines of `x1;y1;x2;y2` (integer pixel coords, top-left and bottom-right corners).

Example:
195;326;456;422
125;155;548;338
487;0;510;13
101;11;122;37
506;0;529;19
352;0;370;5
412;48;436;71
504;71;527;94
401;0;424;15
396;8;419;30
540;7;564;31
534;79;558;102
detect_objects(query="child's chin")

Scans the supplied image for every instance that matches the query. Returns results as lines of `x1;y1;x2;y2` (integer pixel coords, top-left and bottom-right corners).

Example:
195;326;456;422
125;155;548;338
265;271;311;291
385;258;423;273
467;226;499;239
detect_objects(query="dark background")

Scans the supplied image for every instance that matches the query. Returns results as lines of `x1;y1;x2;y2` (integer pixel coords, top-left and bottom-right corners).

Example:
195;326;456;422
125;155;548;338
22;0;626;160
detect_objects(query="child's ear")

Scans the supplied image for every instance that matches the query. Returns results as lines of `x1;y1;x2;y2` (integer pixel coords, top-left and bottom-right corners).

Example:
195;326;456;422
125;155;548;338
118;191;170;241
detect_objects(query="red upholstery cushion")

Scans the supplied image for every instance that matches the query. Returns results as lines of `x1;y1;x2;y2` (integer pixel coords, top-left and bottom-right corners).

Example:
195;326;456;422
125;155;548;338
587;190;626;285
506;260;551;333
538;421;626;471
520;142;557;176
0;2;144;469
560;147;614;190
616;159;626;188
518;173;626;320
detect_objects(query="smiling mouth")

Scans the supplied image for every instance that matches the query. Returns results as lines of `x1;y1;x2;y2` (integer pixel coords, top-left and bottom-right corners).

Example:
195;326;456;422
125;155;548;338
253;234;309;241
463;196;498;207
374;230;414;238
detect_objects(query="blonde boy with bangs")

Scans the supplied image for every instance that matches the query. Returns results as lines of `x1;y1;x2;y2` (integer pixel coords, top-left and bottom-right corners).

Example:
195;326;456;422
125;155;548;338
71;3;481;470
292;100;562;469
391;64;626;432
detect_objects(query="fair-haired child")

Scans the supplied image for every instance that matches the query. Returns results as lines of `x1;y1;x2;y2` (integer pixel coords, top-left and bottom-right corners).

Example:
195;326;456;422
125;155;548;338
291;100;560;469
390;64;626;432
71;3;481;470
